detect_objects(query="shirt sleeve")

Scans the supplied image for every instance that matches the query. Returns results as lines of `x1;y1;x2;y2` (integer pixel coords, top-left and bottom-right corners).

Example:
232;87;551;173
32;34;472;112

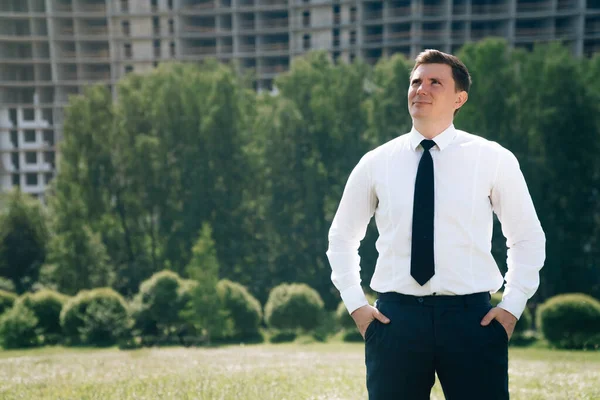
490;148;546;319
326;152;378;315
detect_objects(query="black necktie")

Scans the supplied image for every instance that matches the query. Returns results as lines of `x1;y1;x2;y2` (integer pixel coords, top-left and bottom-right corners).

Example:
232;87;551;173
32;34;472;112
411;139;436;286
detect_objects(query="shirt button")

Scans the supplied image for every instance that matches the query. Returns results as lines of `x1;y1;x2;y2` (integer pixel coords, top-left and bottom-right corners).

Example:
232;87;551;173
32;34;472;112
418;297;424;303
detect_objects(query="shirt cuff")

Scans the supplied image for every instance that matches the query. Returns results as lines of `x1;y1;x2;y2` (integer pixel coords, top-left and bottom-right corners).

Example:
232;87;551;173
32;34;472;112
340;284;369;315
496;287;528;320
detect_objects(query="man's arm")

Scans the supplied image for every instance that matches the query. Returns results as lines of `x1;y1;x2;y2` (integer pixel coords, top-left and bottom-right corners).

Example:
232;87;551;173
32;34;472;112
490;148;546;320
326;152;377;315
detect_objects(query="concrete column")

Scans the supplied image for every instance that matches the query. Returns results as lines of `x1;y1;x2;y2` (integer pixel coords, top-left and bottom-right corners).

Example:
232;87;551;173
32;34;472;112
444;0;451;52
574;0;585;57
507;0;516;48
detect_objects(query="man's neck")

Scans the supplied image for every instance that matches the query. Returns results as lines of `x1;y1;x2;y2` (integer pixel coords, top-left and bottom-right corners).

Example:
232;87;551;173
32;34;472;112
413;119;453;139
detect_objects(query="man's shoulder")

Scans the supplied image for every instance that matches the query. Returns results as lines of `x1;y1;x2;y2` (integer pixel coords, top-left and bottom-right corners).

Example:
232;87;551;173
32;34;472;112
455;129;513;156
364;133;410;160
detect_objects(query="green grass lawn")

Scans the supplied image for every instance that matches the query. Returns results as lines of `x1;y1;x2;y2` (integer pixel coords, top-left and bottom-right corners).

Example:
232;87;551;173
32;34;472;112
0;342;598;400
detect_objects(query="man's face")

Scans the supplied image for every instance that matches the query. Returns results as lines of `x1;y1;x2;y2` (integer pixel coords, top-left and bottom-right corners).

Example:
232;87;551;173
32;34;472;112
408;63;466;122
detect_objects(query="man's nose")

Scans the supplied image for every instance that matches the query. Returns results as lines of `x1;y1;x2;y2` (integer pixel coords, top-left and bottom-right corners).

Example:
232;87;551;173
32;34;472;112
416;83;427;94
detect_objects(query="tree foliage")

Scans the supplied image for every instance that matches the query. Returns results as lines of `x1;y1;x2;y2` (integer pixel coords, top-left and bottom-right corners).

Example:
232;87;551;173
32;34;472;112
181;223;231;342
43;41;600;311
0;189;49;294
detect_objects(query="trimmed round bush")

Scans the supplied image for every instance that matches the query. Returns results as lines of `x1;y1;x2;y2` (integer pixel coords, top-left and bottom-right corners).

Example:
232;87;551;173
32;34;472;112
0;289;17;316
131;270;186;340
537;293;600;350
216;279;262;340
0;303;39;349
490;291;532;335
60;288;131;346
264;283;324;332
15;289;69;344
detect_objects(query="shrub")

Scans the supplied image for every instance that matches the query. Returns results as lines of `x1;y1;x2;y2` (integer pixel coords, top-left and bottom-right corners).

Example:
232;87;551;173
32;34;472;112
15;289;69;344
0;289;17;316
216;279;262;341
311;309;338;342
342;330;364;342
0;303;39;349
490;291;532;336
269;331;297;343
60;289;91;342
264;283;324;332
131;270;188;343
537;293;600;350
60;288;131;346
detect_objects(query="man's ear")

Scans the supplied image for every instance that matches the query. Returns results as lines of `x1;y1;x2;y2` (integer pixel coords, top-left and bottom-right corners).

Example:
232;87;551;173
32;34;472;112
455;91;468;110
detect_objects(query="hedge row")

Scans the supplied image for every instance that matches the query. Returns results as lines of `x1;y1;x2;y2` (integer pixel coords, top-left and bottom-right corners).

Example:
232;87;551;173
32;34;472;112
2;279;598;349
0;273;331;348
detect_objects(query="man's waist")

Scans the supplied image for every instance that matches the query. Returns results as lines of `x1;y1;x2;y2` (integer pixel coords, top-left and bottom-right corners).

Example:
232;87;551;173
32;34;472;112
376;291;491;307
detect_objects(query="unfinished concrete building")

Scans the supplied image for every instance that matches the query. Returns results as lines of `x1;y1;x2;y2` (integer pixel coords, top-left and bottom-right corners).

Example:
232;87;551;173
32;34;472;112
1;0;599;198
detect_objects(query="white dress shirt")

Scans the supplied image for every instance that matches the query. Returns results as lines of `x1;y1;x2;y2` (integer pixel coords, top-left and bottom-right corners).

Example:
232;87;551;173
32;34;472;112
326;124;546;319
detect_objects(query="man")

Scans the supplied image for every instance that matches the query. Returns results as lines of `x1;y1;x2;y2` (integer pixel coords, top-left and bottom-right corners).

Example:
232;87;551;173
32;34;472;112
326;49;545;399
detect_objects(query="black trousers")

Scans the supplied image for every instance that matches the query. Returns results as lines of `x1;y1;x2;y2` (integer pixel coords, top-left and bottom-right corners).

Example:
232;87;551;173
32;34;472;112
365;292;509;400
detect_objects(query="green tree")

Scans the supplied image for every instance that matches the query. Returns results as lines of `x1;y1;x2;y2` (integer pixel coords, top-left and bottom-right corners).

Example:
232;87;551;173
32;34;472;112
46;224;114;295
47;177;113;295
260;52;371;307
0;189;49;293
47;62;261;297
455;39;522;150
181;223;231;343
364;53;413;146
512;43;600;300
41;45;600;312
115;61;260;284
48;84;153;296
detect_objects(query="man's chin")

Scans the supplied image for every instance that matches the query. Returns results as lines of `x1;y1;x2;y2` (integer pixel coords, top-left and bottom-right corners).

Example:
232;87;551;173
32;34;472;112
409;110;428;119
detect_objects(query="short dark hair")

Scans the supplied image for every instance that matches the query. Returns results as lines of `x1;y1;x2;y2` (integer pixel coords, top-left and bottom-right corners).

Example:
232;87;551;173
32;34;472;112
411;49;472;94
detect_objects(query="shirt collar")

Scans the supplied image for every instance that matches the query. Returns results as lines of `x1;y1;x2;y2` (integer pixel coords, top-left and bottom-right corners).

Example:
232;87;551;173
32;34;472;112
409;124;457;152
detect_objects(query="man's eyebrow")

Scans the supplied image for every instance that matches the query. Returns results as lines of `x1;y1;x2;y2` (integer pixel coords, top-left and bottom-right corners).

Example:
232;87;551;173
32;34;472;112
411;77;443;82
